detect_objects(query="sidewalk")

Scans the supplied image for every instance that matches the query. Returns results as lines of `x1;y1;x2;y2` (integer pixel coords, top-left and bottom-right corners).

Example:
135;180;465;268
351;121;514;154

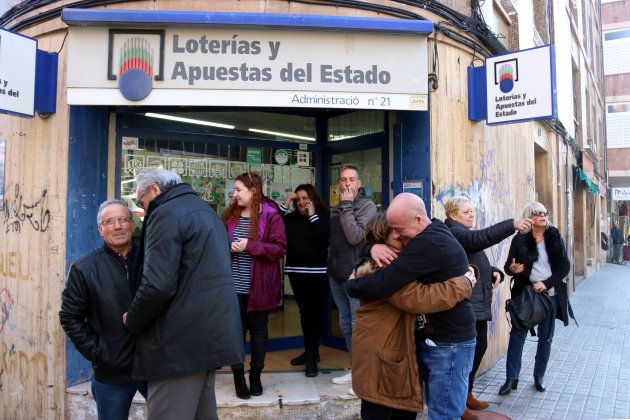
66;263;630;419
461;262;630;420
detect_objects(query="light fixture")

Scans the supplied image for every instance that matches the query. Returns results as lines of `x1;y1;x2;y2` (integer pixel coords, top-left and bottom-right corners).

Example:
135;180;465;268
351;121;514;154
248;128;314;141
145;113;235;129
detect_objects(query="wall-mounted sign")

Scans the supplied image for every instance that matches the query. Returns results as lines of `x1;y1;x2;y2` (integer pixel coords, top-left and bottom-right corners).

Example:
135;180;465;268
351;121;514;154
468;45;557;125
403;181;423;198
0;140;5;210
274;149;289;165
246;147;262;164
486;45;557;125
64;12;431;110
0;28;37;117
612;188;630;201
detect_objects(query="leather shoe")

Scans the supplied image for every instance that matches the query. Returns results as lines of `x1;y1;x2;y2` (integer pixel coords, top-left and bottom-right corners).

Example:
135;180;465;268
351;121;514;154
534;376;546;392
498;378;518;395
290;352;320;366
466;391;489;410
461;407;479;420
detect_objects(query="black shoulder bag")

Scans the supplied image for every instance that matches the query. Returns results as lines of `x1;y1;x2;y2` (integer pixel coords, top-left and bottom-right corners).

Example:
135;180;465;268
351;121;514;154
505;285;553;336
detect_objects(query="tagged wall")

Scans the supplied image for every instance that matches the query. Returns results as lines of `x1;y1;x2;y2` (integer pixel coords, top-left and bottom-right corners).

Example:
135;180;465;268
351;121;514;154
429;37;538;373
0;27;68;419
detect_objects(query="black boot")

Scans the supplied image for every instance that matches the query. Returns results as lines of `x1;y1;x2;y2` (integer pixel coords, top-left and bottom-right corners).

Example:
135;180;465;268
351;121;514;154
232;366;251;399
249;366;263;396
290;350;320;366
534;376;546;392
498;378;519;396
304;345;318;377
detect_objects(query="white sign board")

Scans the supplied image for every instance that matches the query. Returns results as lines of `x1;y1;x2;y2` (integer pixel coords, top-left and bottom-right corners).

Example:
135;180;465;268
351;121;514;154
612;188;630;201
486;45;556;125
67;27;428;110
0;28;37;116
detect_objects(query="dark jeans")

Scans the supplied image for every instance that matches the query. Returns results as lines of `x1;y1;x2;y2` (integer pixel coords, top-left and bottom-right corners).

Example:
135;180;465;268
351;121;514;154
360;399;417;420
506;295;559;379
91;378;147;420
613;243;622;263
288;272;329;357
231;294;269;370
468;320;488;391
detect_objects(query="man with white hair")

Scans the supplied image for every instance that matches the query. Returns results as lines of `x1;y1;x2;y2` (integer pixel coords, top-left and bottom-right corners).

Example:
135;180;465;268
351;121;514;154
124;168;243;420
348;193;476;420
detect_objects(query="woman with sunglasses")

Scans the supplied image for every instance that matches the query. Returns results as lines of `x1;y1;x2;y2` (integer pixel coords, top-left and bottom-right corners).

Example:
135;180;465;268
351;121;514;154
222;172;287;400
499;202;573;396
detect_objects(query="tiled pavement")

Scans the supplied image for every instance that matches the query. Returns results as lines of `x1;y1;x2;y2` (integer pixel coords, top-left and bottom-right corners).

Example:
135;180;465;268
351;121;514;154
458;262;630;420
67;263;630;419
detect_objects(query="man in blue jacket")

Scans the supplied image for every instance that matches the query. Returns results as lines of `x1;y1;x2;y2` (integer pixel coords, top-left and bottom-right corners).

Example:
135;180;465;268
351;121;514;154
611;223;625;264
124;168;243;420
60;199;147;419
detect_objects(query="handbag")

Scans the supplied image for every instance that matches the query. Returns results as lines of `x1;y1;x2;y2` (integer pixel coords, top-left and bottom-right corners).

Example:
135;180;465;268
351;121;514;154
505;285;553;335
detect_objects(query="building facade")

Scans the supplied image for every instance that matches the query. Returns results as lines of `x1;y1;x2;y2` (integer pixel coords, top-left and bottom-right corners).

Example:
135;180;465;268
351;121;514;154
0;0;605;417
603;0;630;244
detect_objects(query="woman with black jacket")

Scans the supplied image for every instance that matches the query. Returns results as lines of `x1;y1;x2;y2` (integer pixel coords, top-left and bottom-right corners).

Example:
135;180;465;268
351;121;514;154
280;184;330;377
445;196;532;420
499;202;573;396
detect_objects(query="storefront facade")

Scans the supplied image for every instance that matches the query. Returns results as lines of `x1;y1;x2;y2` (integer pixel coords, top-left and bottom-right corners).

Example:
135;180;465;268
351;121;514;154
0;1;597;417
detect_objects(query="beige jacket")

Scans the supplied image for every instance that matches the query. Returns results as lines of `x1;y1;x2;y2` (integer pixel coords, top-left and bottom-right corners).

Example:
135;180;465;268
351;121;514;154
351;264;472;413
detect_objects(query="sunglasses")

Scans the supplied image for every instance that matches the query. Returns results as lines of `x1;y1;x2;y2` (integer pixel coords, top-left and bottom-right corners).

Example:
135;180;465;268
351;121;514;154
531;210;549;217
241;172;254;185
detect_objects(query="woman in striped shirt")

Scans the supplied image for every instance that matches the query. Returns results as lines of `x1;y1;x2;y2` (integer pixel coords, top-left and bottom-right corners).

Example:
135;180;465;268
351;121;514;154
280;184;330;377
222;172;287;400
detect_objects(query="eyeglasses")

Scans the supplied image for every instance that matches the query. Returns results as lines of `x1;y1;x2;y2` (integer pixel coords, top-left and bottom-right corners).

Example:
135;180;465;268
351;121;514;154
100;216;132;227
531;210;549;217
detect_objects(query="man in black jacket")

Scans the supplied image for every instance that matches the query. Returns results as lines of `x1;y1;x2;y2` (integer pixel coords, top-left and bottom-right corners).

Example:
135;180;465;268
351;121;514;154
348;193;476;419
124;168;243;420
60;199;147;419
611;223;625;264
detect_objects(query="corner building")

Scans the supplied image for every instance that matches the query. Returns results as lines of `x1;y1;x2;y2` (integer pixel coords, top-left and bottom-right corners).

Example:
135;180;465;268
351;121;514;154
0;1;604;417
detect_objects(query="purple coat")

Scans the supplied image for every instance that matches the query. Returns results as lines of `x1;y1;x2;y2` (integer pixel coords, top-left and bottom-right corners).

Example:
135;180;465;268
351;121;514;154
227;199;287;311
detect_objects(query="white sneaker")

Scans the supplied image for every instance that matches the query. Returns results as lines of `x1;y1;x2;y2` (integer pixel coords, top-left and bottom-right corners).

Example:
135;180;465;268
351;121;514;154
332;371;352;385
348;387;356;395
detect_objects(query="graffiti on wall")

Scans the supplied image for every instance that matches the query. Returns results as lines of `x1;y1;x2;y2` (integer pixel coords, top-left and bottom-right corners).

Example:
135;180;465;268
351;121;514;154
0;341;48;389
0;288;15;334
3;184;50;234
436;149;531;337
0;253;29;281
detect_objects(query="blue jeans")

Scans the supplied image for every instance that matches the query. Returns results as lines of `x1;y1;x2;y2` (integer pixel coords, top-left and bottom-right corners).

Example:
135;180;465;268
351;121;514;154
329;278;360;358
416;338;476;420
506;295;559;379
91;378;147;420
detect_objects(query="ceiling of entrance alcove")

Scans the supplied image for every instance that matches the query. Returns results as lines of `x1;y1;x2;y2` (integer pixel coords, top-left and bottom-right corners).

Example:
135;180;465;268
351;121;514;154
137;110;384;142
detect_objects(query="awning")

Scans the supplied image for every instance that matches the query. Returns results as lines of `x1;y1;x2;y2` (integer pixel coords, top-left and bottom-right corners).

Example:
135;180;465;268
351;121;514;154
577;168;600;194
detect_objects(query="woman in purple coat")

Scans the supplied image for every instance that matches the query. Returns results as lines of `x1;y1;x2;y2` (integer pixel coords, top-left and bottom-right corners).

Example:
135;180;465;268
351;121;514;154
222;172;287;400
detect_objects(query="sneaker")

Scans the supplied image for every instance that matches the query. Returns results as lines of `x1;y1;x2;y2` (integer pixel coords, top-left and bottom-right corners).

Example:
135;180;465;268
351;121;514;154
348;387;356;396
331;371;352;385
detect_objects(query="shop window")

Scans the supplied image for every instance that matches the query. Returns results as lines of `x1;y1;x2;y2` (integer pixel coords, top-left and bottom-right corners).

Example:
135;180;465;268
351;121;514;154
327;111;384;141
121;138;315;232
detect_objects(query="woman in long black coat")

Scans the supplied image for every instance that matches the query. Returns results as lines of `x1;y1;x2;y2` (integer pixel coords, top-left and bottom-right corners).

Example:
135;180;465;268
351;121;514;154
499;202;574;396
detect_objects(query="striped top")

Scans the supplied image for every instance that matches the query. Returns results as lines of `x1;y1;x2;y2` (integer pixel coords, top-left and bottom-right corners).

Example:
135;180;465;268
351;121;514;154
232;216;252;294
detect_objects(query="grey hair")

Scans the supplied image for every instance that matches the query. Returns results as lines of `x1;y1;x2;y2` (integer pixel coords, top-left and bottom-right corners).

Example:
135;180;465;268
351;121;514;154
522;202;548;218
444;196;471;219
97;199;131;225
339;164;361;180
136;168;182;196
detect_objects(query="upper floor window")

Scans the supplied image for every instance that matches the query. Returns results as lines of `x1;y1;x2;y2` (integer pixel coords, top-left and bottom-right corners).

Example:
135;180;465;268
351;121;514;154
604;29;630;75
606;102;630;149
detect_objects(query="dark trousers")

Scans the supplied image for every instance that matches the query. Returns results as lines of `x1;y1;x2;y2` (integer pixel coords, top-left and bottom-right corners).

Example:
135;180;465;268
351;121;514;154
468;320;488;391
360;400;417;420
288;273;330;357
231;294;269;370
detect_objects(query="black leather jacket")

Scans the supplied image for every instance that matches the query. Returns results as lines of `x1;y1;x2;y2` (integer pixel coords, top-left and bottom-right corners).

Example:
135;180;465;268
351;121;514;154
445;218;515;321
59;242;140;384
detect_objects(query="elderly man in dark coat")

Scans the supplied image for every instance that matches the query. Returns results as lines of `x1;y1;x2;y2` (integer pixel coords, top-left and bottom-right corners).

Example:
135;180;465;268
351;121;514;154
125;168;243;420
